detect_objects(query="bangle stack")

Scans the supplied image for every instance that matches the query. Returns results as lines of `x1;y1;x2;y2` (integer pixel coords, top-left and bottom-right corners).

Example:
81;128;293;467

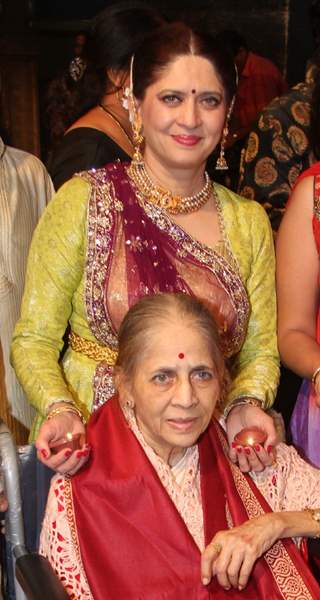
311;366;320;387
46;404;86;424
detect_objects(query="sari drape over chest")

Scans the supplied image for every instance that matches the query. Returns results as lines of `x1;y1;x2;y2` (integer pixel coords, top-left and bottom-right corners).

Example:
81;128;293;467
290;163;320;466
12;160;278;439
66;397;319;600
80;163;249;409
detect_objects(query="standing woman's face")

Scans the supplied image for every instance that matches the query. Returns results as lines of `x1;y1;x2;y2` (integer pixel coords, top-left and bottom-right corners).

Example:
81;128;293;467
136;54;227;172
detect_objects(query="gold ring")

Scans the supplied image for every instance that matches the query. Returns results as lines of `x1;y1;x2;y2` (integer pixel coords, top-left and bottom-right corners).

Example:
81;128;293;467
211;542;222;554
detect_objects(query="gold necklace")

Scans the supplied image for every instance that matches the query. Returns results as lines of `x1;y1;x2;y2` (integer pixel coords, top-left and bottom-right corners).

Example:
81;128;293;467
128;159;212;215
99;103;134;149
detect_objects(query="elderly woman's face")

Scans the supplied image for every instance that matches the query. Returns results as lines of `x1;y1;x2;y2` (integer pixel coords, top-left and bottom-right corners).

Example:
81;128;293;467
123;319;221;465
137;54;227;171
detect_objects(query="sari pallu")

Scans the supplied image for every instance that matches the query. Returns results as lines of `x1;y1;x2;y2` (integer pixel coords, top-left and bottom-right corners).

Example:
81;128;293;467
290;164;320;466
80;163;249;409
67;397;319;600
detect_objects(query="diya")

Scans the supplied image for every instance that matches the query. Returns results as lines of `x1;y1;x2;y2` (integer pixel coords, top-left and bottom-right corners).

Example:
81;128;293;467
50;432;85;454
233;426;267;447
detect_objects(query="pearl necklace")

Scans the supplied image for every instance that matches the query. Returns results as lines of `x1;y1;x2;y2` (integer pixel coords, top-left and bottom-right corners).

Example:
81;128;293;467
128;160;212;215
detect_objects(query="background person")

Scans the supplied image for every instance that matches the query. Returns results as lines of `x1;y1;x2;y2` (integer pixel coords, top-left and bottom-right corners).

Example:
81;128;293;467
276;159;320;467
0;138;54;443
40;294;320;599
12;23;279;475
46;2;164;190
217;30;288;146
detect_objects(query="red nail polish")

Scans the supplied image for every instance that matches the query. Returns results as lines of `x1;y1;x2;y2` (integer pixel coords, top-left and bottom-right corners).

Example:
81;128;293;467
231;441;237;448
82;450;89;457
40;449;48;459
76;450;84;458
65;450;72;458
236;446;242;453
254;444;261;452
245;447;251;455
267;445;273;454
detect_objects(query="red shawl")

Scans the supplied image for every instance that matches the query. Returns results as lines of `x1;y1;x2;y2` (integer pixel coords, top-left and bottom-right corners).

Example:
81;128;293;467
66;398;320;599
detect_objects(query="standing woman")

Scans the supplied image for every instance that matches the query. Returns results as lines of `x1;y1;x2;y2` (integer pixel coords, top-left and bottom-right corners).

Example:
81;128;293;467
276;69;320;466
12;23;279;474
47;2;164;190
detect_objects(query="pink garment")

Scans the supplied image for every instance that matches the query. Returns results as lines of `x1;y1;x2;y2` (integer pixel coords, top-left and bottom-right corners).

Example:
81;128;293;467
40;441;320;598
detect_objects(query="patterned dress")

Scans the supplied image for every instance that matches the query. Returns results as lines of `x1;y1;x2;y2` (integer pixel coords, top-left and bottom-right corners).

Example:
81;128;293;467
238;81;313;231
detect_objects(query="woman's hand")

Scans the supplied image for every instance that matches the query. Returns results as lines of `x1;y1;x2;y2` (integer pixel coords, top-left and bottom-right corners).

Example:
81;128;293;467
201;513;282;590
226;405;277;472
35;409;90;475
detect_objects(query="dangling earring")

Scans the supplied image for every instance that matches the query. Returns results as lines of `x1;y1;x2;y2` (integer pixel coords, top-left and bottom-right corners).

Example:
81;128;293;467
127;54;144;164
215;124;229;171
215;96;235;171
132;117;144;163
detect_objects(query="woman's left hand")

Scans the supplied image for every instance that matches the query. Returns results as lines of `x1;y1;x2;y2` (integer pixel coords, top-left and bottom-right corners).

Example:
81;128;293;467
201;513;282;590
226;404;277;472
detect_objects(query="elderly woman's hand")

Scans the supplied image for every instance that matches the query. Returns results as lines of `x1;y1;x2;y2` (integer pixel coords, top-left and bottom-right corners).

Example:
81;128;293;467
201;513;282;590
226;404;277;472
35;406;89;475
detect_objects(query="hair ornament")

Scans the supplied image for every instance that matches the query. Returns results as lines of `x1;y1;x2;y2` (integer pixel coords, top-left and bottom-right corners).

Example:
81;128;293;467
121;86;131;111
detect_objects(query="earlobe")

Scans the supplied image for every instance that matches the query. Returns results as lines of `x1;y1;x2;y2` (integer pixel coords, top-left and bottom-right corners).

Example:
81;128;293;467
115;370;135;408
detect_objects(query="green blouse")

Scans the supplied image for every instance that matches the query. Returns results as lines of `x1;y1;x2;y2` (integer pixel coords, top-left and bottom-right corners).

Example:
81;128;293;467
11;174;279;439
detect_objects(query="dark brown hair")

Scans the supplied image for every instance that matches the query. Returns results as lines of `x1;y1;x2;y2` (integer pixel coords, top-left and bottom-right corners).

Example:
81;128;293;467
133;22;237;105
116;293;225;387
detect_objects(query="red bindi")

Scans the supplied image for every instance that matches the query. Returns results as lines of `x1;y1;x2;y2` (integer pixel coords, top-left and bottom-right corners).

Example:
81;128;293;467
191;89;196;94
178;352;185;359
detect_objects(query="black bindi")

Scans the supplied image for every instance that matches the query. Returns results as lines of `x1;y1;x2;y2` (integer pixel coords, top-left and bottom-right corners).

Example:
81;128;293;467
191;89;196;94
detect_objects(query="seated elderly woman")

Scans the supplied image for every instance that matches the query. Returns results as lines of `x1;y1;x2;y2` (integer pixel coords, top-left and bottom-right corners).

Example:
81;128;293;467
40;293;320;599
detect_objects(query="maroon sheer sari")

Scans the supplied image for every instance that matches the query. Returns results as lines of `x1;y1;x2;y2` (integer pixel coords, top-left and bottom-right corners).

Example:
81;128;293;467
80;163;249;408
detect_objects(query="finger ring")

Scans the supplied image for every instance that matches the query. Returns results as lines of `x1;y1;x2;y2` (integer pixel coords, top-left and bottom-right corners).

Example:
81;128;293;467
211;542;222;554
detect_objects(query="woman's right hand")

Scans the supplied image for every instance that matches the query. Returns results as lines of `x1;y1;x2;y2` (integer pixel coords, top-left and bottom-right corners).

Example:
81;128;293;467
201;513;282;590
35;409;90;475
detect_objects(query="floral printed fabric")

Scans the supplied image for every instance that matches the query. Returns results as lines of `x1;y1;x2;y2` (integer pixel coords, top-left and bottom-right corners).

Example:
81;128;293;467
238;81;313;231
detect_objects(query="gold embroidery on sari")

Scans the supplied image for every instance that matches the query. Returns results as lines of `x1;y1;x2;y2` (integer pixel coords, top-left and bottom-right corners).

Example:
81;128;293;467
64;477;94;600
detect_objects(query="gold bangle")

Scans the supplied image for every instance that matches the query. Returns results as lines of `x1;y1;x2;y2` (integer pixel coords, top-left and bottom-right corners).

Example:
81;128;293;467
224;397;263;419
46;405;86;424
311;367;320;386
305;508;320;538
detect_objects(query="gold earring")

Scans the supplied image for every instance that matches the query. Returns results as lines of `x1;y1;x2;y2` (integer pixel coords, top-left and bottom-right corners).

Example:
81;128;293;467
215;125;229;171
131;113;144;163
216;97;235;171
